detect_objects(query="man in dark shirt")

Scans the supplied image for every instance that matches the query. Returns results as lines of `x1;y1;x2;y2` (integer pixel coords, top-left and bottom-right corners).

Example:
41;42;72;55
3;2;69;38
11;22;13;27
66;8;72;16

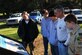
17;11;39;55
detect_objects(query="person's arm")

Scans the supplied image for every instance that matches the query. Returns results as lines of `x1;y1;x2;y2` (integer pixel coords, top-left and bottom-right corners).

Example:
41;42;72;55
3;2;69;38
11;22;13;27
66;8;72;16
41;19;46;36
34;22;39;38
17;21;24;39
64;28;71;46
30;19;39;40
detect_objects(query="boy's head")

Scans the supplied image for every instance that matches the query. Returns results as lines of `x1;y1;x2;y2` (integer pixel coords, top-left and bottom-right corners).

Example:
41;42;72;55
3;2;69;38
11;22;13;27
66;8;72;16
42;9;49;18
64;14;77;29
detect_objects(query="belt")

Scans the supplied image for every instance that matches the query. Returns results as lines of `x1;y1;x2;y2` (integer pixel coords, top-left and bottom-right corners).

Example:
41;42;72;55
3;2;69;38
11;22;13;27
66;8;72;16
59;40;66;43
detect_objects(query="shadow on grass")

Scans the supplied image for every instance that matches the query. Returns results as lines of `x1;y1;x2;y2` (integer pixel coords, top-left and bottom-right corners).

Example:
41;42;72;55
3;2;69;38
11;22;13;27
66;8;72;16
0;24;18;29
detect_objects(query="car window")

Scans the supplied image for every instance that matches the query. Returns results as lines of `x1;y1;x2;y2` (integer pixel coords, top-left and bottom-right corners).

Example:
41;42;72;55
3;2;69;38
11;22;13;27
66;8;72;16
72;11;82;15
30;13;40;16
64;9;82;15
10;13;21;18
78;17;82;19
64;9;70;14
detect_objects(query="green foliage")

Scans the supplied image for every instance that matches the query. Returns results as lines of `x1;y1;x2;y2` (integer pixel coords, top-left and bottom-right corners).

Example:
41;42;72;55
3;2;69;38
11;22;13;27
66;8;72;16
77;36;80;41
0;0;82;12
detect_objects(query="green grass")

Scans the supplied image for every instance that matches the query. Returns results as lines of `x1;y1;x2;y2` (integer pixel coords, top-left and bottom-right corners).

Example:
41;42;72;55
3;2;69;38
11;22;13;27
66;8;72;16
0;22;20;41
80;24;82;26
0;27;19;40
37;25;41;33
0;22;6;25
79;24;82;30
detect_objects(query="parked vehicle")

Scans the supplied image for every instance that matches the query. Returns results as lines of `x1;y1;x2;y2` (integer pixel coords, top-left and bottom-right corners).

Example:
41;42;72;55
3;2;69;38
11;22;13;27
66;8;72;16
29;11;43;23
6;13;22;25
64;9;82;24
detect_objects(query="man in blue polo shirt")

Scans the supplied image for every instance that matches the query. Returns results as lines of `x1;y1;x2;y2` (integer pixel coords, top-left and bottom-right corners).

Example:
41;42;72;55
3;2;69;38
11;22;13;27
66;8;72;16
55;6;70;55
41;9;50;55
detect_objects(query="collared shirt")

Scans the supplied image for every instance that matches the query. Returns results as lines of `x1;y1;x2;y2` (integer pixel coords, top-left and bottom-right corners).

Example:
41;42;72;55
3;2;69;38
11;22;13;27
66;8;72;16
48;20;58;45
57;17;70;46
68;24;80;54
41;17;51;37
21;18;29;24
25;20;29;24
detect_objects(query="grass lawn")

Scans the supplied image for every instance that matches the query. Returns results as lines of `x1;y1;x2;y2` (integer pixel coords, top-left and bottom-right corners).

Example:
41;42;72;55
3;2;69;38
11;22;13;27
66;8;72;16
0;22;20;40
0;22;5;25
0;27;19;39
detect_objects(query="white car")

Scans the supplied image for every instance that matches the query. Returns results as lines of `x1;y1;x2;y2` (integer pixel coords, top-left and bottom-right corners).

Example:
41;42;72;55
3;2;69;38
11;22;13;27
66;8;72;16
64;9;82;15
6;13;22;25
71;9;82;15
64;9;82;23
75;15;82;23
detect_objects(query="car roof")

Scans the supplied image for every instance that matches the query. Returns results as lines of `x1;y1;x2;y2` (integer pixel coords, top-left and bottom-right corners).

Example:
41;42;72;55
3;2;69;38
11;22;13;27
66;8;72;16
64;9;82;14
72;9;82;11
31;10;40;13
64;9;82;12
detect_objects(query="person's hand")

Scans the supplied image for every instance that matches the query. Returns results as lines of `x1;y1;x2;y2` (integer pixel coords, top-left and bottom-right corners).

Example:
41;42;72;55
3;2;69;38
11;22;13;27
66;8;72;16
75;54;80;55
63;43;68;47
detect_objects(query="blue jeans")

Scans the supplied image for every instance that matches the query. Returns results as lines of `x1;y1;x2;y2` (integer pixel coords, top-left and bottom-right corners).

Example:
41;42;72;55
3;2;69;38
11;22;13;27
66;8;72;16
50;44;59;55
43;37;48;55
58;42;68;55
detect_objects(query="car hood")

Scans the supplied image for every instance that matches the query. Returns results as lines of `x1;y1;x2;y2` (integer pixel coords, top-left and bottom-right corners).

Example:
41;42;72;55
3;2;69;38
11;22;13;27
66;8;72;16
7;17;22;20
75;14;82;20
75;14;82;17
29;16;37;19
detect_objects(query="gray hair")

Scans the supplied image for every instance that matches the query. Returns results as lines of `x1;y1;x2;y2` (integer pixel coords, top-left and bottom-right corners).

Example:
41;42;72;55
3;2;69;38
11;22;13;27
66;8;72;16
55;5;64;12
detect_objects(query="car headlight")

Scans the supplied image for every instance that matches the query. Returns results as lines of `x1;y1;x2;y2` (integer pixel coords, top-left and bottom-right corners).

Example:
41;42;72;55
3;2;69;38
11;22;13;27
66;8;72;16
16;19;18;22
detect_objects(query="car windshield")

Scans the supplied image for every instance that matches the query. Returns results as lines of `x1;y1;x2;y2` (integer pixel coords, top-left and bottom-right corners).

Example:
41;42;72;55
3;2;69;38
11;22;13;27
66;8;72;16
78;17;82;19
30;13;40;16
10;13;21;17
72;11;82;15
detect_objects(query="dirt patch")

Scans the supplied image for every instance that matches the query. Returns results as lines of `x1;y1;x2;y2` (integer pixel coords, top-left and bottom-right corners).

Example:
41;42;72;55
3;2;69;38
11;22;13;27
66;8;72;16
26;34;51;55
